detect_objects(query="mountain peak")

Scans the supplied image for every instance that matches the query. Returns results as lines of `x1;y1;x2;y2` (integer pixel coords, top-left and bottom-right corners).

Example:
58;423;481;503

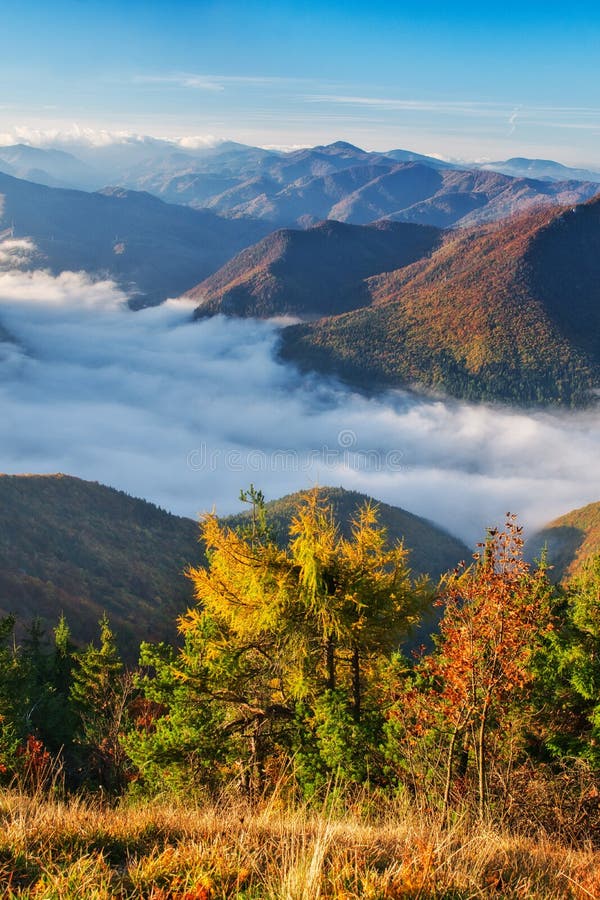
321;141;366;153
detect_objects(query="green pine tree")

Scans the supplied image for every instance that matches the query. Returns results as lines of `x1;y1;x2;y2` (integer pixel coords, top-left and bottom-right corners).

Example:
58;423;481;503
70;614;129;791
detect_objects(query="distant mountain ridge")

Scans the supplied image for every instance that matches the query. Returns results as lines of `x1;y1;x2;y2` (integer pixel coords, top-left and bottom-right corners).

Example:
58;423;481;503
188;219;442;319
0;171;271;306
116;141;598;228
0;144;100;190
8;139;597;233
221;486;469;579
179;155;598;229
480;157;600;185
279;197;600;406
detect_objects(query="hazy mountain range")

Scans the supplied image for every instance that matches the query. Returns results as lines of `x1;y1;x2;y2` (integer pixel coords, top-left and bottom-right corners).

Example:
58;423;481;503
6;135;598;183
1;139;598;231
1;137;599;408
2;127;600;639
0;171;270;306
189;157;597;229
479;157;600;185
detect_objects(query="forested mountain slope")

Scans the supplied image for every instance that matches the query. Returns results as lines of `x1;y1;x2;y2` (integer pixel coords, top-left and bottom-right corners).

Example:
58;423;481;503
0;474;199;653
530;500;600;580
280;198;600;406
0;478;468;654
188;219;442;319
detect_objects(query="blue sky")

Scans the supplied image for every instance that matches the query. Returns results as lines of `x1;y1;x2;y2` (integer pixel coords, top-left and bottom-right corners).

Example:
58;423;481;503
2;0;600;164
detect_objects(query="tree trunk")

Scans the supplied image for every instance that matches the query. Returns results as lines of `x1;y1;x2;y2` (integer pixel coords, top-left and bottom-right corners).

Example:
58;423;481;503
477;700;490;819
326;634;336;691
351;645;361;722
442;724;460;825
457;730;470;779
248;718;263;800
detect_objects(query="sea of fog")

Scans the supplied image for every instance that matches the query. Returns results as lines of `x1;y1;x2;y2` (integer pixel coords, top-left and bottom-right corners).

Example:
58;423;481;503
1;240;599;546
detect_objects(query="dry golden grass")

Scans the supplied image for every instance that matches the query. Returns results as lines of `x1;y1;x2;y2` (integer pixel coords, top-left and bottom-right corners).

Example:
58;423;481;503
0;790;598;899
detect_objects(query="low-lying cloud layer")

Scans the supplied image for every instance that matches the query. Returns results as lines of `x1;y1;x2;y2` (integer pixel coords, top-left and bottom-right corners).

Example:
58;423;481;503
1;254;599;547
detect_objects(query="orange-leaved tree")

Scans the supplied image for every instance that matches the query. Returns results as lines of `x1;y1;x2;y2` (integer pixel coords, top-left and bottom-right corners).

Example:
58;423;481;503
420;516;550;819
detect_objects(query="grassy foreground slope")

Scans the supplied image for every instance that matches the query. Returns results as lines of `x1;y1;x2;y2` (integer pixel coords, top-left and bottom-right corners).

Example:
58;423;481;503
280;199;600;406
0;792;598;899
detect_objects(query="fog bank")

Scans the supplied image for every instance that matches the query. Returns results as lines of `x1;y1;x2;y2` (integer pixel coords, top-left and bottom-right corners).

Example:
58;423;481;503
1;257;599;546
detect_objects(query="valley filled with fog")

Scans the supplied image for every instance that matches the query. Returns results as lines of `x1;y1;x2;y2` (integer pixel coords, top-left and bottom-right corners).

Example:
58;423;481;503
1;243;599;545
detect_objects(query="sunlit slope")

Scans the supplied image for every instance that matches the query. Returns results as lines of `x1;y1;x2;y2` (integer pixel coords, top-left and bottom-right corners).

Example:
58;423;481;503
281;199;600;406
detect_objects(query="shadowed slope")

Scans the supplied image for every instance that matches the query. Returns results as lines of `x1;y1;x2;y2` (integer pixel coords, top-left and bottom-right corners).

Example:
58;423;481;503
0;172;270;306
188;219;442;319
0;474;199;654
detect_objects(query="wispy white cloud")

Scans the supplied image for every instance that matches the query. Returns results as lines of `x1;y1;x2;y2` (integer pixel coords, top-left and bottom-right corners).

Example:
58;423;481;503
305;95;514;117
176;134;226;149
305;95;600;133
0;125;157;148
0;238;37;270
134;73;311;92
508;106;521;135
259;142;312;152
0;125;228;151
135;74;225;92
519;119;600;133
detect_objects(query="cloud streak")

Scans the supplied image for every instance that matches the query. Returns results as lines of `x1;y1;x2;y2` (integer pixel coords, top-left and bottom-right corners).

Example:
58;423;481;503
134;73;312;92
508;106;521;135
305;95;600;133
305;95;513;115
0;254;600;548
